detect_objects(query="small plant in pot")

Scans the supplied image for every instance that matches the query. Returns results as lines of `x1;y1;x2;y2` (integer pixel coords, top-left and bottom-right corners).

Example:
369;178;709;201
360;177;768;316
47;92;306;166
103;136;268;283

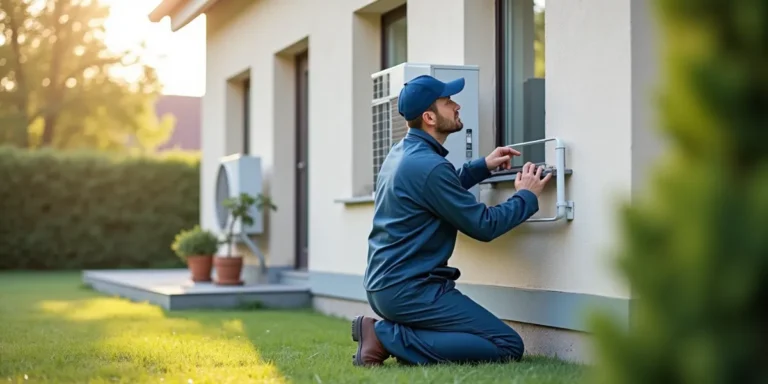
171;225;220;283
216;192;277;286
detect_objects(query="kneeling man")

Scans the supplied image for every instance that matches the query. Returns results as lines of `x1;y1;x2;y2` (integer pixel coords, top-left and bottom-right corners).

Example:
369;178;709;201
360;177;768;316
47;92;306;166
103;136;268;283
352;75;552;367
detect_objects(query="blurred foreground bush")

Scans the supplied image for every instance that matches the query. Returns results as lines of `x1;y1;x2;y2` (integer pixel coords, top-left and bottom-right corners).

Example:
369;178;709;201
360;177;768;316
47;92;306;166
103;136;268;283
589;0;768;383
0;146;200;269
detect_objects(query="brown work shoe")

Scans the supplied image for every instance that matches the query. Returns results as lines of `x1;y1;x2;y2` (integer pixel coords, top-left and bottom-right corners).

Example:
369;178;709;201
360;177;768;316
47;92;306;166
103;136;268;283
351;315;390;366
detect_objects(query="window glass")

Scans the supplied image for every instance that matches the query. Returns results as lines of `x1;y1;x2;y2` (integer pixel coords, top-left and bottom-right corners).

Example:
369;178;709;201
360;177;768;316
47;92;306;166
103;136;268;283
499;0;546;165
382;6;407;69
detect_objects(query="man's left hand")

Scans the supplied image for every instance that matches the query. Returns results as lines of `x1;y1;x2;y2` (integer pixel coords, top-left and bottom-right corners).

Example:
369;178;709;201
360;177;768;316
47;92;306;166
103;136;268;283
485;147;522;171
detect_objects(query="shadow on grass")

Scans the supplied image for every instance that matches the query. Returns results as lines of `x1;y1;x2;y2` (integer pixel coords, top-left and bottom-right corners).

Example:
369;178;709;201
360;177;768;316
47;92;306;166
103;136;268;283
0;272;587;384
0;272;287;384
166;306;589;384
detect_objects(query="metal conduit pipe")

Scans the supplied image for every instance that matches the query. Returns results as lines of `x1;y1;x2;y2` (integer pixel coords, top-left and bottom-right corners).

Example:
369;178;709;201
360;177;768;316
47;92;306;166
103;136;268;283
504;137;574;222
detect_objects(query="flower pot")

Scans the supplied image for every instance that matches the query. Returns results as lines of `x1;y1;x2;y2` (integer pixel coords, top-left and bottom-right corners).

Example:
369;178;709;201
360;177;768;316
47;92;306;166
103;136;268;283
186;255;213;282
214;256;244;286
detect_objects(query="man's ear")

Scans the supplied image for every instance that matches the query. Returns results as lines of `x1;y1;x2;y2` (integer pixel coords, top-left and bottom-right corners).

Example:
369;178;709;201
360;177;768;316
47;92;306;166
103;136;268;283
422;110;437;126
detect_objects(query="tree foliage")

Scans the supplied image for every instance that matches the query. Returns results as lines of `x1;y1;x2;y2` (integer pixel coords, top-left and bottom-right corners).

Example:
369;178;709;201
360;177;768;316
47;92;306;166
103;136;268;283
589;0;768;383
0;0;174;153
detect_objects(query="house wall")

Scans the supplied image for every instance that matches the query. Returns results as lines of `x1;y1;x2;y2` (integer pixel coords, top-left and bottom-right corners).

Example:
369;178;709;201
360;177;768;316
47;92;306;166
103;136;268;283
199;0;661;362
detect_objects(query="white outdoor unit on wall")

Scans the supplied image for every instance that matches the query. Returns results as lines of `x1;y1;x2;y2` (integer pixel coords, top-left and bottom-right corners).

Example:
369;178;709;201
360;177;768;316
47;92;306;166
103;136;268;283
370;62;481;198
215;153;264;235
214;153;268;279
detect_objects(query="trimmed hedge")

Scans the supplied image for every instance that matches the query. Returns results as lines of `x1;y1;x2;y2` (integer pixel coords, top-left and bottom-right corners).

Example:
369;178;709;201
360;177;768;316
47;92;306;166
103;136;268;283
0;146;200;269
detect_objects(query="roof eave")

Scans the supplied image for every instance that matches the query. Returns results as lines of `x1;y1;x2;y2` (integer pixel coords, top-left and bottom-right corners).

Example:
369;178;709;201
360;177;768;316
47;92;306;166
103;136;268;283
148;0;218;32
148;0;186;23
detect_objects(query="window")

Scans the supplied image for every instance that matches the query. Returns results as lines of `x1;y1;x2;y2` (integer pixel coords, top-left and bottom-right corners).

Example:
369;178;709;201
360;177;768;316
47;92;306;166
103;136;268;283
381;5;407;69
224;70;250;156
496;0;546;166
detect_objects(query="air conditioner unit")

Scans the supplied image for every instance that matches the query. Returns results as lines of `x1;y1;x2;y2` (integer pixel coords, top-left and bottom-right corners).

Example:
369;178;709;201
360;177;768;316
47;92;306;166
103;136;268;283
214;153;264;235
370;62;481;197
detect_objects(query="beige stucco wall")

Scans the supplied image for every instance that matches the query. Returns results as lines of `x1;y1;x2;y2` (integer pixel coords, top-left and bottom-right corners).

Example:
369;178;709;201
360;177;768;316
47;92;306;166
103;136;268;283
199;0;660;302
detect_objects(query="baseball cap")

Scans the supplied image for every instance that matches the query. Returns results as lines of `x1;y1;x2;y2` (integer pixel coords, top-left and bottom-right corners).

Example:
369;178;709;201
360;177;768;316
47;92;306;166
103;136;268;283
397;75;465;121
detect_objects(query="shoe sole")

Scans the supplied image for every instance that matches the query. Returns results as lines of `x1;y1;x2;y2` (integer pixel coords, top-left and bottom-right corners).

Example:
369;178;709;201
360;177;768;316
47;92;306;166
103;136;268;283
351;315;365;366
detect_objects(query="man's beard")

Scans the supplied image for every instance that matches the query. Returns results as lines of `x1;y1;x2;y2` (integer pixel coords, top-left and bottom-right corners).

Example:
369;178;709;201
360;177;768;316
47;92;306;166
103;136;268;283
435;112;463;134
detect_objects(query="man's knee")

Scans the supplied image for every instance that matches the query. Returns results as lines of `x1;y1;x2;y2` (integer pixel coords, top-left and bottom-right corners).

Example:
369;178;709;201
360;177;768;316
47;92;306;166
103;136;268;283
497;329;525;361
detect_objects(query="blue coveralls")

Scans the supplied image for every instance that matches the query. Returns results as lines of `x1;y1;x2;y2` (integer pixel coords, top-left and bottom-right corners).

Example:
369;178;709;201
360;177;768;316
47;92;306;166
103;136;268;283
363;128;540;365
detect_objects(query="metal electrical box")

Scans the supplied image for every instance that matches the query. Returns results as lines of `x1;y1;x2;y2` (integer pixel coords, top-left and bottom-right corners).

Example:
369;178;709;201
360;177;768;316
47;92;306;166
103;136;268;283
370;63;481;198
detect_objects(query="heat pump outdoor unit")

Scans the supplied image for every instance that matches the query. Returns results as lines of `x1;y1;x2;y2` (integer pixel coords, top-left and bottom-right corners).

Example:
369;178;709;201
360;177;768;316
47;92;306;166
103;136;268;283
370;62;481;197
215;153;264;235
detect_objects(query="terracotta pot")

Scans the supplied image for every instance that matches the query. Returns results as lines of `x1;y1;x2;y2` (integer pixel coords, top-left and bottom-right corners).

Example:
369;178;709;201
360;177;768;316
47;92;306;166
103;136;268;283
186;255;213;282
214;256;244;286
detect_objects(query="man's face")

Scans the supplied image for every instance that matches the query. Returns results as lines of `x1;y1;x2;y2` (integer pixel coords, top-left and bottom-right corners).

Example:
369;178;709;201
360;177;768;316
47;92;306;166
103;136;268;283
432;97;463;134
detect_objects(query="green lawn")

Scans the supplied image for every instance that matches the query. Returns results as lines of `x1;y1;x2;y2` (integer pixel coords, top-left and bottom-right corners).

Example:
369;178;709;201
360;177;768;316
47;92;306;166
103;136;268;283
0;272;587;383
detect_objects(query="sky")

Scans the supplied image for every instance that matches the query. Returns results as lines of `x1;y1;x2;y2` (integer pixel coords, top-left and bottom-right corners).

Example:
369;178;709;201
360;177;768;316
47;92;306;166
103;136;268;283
101;0;206;97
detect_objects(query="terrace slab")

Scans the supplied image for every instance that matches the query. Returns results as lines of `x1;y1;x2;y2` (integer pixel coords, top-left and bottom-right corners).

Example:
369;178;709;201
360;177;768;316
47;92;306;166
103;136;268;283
82;269;311;310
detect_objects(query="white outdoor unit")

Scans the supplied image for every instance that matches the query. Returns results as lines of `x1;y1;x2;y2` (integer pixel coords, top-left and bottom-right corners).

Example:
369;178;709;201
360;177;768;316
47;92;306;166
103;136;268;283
214;153;264;235
370;62;481;197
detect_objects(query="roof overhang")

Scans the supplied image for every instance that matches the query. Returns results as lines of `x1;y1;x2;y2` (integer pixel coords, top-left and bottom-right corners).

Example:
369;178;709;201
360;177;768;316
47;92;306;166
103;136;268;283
148;0;219;31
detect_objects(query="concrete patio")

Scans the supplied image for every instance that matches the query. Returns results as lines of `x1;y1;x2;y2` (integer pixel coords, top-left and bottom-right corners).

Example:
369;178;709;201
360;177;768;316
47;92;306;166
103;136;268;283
82;269;311;310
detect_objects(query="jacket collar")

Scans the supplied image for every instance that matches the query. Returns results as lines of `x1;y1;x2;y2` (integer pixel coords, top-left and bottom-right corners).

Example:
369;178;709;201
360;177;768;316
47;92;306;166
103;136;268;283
405;128;449;157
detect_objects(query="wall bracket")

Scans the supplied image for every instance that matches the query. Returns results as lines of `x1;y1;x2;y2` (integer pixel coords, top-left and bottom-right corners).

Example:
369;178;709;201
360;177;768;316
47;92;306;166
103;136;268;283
565;201;575;221
505;137;574;223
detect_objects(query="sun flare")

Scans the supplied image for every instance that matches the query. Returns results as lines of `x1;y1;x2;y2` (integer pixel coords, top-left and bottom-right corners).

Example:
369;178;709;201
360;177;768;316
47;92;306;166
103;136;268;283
99;0;206;97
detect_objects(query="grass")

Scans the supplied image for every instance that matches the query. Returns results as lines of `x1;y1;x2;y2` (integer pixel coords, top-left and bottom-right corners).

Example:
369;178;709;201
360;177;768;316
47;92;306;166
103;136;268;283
0;271;587;383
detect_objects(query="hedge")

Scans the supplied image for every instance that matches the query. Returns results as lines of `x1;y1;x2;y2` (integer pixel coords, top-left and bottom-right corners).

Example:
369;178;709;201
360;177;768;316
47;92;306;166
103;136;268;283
0;146;200;269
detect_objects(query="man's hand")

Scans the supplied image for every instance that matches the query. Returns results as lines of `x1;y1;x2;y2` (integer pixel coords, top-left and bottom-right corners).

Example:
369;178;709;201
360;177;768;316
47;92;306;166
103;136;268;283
515;162;552;197
484;147;522;171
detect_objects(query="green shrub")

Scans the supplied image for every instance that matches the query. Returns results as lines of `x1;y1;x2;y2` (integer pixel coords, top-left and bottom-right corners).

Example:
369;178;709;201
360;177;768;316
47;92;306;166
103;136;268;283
171;225;220;261
220;192;277;258
0;145;200;269
589;0;768;383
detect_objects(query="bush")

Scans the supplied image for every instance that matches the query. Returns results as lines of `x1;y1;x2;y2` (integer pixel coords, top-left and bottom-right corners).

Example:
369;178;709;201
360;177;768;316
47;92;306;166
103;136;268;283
589;0;768;383
0;146;200;269
171;225;220;261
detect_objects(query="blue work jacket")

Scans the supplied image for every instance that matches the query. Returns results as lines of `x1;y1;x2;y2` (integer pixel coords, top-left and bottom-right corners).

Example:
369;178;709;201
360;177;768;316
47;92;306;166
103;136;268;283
364;128;540;292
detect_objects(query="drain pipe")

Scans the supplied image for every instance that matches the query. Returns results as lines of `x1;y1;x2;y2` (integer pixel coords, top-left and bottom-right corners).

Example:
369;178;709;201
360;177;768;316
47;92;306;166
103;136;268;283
238;233;268;281
505;137;573;222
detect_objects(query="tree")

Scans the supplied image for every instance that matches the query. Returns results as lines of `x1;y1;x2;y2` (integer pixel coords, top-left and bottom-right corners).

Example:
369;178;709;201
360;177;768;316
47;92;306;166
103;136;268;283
589;0;768;383
0;0;35;147
0;0;174;152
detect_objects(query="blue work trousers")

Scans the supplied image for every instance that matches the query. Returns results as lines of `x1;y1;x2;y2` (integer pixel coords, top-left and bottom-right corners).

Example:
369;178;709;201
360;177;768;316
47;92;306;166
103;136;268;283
367;276;525;365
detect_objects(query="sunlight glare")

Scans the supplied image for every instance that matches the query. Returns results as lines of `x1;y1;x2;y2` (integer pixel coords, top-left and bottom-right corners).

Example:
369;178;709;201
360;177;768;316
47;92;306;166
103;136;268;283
100;0;205;97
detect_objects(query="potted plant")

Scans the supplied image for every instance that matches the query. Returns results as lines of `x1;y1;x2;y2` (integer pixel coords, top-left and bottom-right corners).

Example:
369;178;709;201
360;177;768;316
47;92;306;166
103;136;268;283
215;192;277;285
171;225;220;282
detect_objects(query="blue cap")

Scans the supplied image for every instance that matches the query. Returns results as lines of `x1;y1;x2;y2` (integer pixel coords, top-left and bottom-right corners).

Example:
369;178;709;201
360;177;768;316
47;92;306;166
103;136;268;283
397;75;465;121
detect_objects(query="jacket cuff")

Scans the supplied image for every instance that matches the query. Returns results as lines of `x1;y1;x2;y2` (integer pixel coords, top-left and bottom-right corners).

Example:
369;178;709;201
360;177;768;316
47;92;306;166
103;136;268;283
514;189;540;214
467;157;492;181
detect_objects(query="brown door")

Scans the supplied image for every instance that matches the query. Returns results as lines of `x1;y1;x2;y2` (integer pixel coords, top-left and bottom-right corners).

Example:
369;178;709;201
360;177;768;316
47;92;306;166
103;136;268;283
295;51;309;270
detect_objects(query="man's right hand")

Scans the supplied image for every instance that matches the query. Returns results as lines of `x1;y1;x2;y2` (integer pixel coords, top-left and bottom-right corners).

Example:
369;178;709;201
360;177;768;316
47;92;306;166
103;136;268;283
514;162;552;197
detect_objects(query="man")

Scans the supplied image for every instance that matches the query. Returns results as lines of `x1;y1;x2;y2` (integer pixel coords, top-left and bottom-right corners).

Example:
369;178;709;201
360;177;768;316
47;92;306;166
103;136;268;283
351;74;552;367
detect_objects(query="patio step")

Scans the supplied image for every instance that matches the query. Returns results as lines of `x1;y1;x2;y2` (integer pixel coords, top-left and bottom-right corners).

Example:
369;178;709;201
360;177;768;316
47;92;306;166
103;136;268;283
82;269;311;311
278;269;309;286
